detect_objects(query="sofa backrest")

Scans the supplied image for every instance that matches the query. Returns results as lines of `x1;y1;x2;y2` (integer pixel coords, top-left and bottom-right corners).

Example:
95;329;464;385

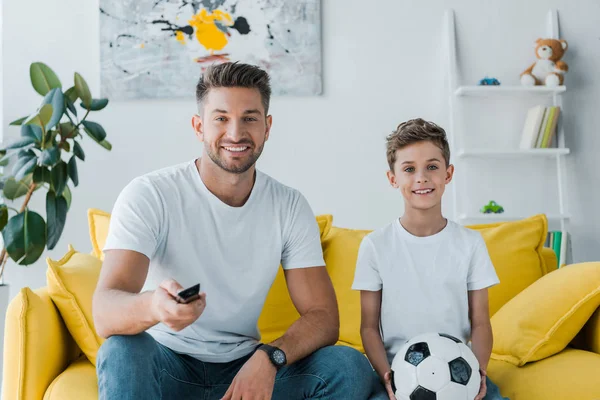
86;210;551;354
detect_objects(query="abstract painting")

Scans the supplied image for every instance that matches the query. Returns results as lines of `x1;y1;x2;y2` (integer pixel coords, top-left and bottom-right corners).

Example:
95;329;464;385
99;0;322;100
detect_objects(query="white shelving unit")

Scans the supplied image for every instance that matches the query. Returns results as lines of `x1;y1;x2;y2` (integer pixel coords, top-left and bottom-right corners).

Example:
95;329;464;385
445;9;569;267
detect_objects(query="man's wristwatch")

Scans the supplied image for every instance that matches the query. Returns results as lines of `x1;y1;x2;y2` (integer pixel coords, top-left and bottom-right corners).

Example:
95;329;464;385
258;344;287;370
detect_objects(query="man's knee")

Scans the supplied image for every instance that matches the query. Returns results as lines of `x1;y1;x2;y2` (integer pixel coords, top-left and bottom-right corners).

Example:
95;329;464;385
97;333;157;370
314;345;372;379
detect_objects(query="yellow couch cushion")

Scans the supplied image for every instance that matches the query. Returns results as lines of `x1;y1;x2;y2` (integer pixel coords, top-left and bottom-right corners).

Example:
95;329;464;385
43;357;98;400
260;224;370;352
46;246;105;365
488;348;600;400
490;262;600;366
2;287;81;400
321;226;371;352
467;214;549;316
88;208;111;260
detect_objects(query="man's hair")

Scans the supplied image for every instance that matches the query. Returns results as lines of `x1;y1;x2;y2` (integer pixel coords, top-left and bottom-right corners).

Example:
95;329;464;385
385;118;451;170
196;62;271;115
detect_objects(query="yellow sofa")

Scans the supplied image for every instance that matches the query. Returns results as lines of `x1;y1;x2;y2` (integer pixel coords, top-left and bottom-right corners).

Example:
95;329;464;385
3;211;600;400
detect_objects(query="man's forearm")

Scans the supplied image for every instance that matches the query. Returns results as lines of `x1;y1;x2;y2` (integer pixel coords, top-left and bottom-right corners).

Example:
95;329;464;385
270;308;339;365
362;327;389;382
471;323;493;372
93;289;158;338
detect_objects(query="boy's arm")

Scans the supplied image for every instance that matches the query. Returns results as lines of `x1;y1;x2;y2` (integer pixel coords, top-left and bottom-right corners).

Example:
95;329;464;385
360;290;390;381
468;288;493;372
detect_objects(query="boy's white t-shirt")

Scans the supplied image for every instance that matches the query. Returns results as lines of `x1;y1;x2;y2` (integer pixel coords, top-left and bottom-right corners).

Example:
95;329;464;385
103;160;325;363
351;219;499;364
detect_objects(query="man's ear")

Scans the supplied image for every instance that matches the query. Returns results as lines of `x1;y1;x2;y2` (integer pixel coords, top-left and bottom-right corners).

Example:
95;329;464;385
265;115;273;141
387;169;399;188
445;164;454;184
192;114;203;142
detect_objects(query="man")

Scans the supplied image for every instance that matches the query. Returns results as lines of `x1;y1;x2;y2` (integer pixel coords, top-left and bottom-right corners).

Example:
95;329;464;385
93;62;374;400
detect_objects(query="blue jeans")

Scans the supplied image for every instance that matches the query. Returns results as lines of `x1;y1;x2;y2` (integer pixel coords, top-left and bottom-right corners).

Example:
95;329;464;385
369;369;509;400
97;333;375;399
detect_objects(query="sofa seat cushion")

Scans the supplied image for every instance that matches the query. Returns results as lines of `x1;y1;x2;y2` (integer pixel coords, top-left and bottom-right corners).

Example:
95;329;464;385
488;348;600;400
43;357;98;400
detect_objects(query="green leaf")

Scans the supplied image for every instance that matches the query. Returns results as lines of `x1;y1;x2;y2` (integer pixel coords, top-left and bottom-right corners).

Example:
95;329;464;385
20;124;43;142
64;86;78;103
33;166;46;184
0;152;16;167
2;210;47;265
73;140;85;161
2;176;32;200
81;98;108;111
81;121;107;142
4;137;36;150
25;104;53;128
67;156;78;186
99;139;112;151
51;161;67;196
13;154;37;182
59;141;71;152
59;122;78;139
63;184;72;210
74;73;92;109
30;62;62;96
40;147;60;166
10;116;28;126
46;191;68;250
0;205;8;231
65;97;77;117
42;88;65;130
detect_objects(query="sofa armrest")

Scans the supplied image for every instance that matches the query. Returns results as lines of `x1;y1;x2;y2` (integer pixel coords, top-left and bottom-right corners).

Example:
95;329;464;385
2;287;81;400
541;247;558;274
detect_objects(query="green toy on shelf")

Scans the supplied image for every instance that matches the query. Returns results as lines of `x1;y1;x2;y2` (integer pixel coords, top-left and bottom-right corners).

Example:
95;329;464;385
480;200;504;214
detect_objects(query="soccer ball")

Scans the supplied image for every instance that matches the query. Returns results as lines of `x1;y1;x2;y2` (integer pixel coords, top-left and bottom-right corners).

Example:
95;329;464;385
390;332;480;400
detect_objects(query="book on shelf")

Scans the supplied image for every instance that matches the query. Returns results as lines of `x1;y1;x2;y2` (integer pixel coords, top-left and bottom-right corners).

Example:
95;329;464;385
545;230;568;268
519;105;561;149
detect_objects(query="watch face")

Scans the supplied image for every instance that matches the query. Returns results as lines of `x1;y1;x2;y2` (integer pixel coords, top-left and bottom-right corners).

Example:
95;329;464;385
272;349;286;366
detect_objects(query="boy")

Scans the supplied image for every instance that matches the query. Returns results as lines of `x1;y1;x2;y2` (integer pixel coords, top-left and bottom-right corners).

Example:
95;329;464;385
353;119;509;400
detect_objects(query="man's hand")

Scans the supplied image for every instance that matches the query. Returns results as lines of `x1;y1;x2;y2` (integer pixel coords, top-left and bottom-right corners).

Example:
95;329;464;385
474;369;487;400
151;279;206;332
221;350;277;400
383;371;397;400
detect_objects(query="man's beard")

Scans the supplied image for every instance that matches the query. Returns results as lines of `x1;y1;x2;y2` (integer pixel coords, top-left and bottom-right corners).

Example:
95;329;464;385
206;142;265;174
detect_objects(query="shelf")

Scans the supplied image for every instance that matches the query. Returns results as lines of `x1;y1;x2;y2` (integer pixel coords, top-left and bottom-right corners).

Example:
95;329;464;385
454;85;566;97
459;213;570;222
457;148;570;158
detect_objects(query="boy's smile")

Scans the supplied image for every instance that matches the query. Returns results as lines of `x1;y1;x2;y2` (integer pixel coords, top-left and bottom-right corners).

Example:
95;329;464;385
387;141;454;212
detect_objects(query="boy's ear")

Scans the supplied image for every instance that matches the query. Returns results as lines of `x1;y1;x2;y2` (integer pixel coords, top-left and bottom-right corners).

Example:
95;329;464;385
445;164;454;184
387;169;399;188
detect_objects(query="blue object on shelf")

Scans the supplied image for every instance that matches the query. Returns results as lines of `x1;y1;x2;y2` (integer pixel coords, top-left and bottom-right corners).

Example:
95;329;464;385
478;77;501;86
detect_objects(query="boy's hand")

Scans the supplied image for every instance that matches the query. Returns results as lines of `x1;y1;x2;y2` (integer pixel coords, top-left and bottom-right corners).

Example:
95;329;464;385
383;371;397;400
474;369;487;400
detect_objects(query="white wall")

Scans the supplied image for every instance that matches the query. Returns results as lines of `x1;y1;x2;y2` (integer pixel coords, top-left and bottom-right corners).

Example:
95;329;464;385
2;0;599;302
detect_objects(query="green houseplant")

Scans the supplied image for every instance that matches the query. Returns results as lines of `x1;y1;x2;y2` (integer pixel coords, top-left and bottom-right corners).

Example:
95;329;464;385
0;62;112;279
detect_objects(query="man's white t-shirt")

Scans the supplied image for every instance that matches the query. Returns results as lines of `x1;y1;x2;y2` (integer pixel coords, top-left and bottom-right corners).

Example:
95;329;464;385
104;160;325;363
351;219;499;364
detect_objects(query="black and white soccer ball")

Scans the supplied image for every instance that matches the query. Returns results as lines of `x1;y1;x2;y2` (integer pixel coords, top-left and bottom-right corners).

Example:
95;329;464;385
390;332;480;400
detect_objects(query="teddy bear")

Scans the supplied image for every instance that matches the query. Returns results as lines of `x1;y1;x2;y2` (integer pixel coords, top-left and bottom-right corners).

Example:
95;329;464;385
520;38;568;87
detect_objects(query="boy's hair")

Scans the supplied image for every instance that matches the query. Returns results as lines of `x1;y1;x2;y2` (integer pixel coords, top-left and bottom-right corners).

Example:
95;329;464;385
196;62;272;115
386;118;451;170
